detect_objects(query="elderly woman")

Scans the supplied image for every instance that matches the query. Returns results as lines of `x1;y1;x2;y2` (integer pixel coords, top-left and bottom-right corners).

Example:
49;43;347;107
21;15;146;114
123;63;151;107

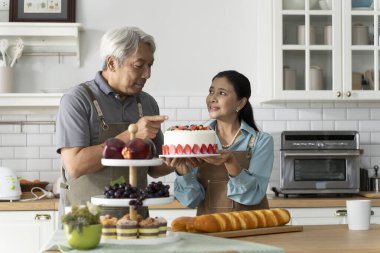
56;27;172;219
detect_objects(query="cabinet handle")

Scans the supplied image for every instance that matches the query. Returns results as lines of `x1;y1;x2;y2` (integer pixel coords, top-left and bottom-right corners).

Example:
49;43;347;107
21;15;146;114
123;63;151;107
336;91;342;97
335;210;374;217
346;91;351;97
35;214;51;220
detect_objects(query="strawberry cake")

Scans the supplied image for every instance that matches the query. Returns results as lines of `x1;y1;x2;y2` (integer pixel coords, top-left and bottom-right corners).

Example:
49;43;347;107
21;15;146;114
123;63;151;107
162;125;218;155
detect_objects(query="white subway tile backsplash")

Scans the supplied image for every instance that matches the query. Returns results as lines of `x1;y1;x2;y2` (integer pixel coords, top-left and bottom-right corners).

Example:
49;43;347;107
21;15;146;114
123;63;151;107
299;109;322;120
323;108;346;120
27;159;52;171
14;147;39;159
27;134;52;146
335;121;358;131
255;108;274;120
347;109;370;120
2;134;27;146
274;109;298;120
359;120;380;131
176;109;202;121
164;97;188;108
1;99;380;187
189;96;206;109
1;159;27;171
287;121;310;130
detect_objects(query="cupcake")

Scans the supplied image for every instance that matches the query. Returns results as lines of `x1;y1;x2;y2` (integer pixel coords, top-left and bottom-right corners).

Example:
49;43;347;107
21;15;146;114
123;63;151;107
100;215;118;240
138;217;160;239
155;217;167;237
121;213;144;223
116;218;138;240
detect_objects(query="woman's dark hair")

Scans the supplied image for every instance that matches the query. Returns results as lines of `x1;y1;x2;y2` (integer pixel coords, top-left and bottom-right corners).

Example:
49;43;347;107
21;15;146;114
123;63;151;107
212;70;259;131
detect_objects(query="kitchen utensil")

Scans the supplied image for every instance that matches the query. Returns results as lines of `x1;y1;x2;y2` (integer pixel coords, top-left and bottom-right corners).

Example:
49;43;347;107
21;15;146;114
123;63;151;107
370;165;380;192
0;167;21;200
352;24;369;45
0;39;9;66
283;66;297;90
319;0;332;10
10;38;24;67
310;65;324;90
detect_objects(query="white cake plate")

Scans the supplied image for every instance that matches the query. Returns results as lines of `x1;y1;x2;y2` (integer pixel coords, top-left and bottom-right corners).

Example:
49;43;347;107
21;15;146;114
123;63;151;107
91;195;174;207
101;232;181;245
101;158;163;167
159;154;220;158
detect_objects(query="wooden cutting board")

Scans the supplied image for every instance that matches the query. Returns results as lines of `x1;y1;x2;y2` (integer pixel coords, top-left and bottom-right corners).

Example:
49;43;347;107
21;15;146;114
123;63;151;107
357;191;380;198
205;225;303;238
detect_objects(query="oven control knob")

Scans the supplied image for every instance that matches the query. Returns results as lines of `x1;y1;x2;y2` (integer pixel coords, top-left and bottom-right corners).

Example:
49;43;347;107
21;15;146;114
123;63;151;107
317;142;324;148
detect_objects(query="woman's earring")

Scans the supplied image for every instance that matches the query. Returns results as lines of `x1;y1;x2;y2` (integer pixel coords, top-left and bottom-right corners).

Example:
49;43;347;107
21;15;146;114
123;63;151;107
235;108;239;113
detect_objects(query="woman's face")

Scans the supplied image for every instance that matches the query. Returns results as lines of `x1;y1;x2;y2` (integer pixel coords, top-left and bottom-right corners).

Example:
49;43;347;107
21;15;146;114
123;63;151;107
110;42;154;96
206;77;242;120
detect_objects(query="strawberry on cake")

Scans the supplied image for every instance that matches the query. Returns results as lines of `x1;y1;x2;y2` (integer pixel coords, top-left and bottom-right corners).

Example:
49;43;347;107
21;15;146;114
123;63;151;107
162;124;218;155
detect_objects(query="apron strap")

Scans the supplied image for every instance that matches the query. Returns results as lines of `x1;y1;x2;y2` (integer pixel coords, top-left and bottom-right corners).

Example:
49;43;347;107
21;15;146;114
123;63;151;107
246;132;258;159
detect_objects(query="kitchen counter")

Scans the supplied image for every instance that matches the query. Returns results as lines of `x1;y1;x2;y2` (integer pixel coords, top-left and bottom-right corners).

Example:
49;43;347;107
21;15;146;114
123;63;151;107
1;193;380;211
237;224;380;253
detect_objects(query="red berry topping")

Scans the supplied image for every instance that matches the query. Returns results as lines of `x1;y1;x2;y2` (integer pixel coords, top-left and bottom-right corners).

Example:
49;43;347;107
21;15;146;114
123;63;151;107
184;144;192;154
200;144;208;154
192;144;200;154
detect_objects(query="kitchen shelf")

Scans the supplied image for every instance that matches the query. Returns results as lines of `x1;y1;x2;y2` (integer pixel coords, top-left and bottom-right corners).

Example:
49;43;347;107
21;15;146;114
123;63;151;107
0;22;82;66
0;93;62;107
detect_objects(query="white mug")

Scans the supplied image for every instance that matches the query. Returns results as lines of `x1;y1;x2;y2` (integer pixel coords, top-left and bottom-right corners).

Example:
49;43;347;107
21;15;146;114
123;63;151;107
310;66;324;90
298;25;316;45
346;200;371;230
283;67;297;90
352;24;369;45
324;25;332;45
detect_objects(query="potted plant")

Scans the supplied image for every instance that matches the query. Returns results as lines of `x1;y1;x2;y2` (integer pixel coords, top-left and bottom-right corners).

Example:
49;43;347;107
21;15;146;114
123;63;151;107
61;202;102;250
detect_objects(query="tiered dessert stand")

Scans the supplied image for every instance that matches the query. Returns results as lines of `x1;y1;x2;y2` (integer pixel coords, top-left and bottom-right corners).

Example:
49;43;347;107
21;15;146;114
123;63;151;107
91;124;174;221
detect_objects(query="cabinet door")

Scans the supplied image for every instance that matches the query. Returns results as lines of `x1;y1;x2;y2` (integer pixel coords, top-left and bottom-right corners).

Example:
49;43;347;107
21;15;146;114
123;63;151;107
273;0;342;100
342;0;380;100
0;211;55;253
288;208;347;225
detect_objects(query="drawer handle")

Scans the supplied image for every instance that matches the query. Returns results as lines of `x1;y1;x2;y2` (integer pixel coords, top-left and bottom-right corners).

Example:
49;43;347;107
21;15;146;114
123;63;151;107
336;91;342;97
335;210;374;217
35;214;51;220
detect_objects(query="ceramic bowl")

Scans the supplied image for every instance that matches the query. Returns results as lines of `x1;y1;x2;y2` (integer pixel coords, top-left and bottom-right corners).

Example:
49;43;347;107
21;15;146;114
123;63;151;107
283;0;318;10
352;0;373;8
64;224;102;250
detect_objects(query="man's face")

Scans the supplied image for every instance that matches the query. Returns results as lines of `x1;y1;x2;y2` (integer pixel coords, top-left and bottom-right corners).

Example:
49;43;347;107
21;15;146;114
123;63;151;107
110;42;154;96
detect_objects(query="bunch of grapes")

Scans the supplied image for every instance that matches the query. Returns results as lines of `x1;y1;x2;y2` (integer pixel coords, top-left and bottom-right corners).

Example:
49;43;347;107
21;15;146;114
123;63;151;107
103;181;170;209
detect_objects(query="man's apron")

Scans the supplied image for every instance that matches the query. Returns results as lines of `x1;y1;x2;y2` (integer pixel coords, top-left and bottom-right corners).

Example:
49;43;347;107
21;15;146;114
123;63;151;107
196;134;269;215
61;84;149;218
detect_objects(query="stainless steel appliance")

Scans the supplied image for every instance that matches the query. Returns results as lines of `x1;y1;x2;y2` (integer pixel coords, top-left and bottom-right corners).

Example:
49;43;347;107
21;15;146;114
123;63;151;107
280;131;360;196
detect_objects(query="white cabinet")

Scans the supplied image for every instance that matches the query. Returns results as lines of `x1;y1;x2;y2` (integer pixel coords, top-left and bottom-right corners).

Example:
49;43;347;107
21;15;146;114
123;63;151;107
0;210;56;253
260;0;380;101
288;206;380;225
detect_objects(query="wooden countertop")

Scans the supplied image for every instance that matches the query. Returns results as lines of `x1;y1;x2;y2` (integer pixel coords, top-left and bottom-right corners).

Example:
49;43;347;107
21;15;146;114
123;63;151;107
237;224;380;253
1;193;380;211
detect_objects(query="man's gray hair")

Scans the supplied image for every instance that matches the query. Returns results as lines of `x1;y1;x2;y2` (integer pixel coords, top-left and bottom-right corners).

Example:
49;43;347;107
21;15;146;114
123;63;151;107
100;26;156;70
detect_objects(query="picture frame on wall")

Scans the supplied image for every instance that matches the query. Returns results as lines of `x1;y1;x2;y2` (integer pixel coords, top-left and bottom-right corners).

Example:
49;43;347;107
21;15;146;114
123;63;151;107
10;0;76;22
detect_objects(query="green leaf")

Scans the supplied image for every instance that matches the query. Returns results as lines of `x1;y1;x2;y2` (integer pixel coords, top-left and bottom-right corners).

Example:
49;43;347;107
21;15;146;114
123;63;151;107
110;176;125;186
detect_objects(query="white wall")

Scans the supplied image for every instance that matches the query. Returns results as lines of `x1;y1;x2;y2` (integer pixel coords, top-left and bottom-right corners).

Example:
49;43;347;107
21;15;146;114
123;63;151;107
3;0;258;95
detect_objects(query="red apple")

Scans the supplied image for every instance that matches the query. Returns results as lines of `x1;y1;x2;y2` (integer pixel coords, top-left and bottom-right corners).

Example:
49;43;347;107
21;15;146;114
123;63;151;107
122;138;156;159
102;138;125;159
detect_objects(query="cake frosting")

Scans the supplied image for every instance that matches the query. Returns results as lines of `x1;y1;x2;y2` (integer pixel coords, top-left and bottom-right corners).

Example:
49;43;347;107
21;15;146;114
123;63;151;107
162;124;218;155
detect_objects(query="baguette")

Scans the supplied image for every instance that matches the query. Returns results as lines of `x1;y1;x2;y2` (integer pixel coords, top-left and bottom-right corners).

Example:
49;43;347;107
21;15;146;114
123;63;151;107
171;208;291;233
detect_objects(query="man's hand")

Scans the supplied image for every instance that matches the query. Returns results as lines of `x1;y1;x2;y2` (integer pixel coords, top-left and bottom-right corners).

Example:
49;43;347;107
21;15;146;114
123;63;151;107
135;115;168;139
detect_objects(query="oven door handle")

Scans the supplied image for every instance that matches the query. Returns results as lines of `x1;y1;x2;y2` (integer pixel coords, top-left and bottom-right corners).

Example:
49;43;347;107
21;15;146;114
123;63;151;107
283;151;360;157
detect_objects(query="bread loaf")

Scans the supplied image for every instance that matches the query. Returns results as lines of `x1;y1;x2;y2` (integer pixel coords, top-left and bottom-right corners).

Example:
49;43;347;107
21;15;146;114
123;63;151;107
171;208;290;233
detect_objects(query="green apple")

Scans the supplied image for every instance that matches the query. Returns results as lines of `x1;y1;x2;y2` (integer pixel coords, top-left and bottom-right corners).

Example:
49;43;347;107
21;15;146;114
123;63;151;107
64;224;102;250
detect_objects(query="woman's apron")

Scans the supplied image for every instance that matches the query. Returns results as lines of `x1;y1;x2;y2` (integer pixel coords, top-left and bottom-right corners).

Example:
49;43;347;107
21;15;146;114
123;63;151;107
61;84;149;218
196;134;269;215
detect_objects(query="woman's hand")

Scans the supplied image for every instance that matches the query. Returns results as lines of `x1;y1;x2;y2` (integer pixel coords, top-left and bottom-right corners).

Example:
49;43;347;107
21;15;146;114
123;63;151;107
201;150;242;177
161;157;203;175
